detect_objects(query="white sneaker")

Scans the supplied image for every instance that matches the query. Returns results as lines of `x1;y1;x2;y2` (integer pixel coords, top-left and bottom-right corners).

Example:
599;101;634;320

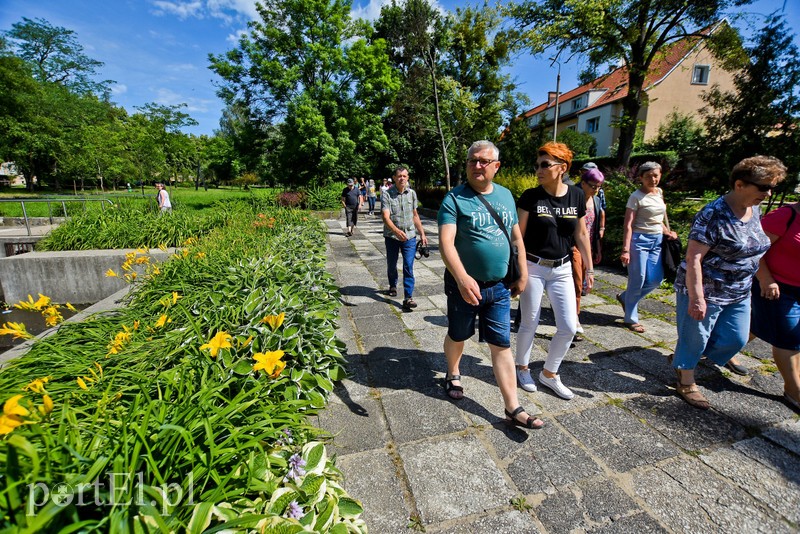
575;322;584;334
516;368;537;392
538;371;574;400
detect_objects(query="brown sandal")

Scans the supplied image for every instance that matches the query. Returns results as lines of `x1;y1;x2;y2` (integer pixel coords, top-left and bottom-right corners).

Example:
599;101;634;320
676;382;710;410
625;323;645;333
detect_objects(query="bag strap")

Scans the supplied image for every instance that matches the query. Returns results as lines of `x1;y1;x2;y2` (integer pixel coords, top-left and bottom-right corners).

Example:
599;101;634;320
465;183;513;247
786;203;798;232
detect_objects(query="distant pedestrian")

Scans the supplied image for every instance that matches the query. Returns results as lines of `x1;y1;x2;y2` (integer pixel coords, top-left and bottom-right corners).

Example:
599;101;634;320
367;179;377;216
381;166;427;311
359;178;367;207
156;183;172;213
341;178;362;237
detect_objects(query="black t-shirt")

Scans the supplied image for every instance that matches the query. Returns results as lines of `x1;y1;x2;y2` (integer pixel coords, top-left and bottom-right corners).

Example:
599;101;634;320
517;185;586;259
342;186;361;207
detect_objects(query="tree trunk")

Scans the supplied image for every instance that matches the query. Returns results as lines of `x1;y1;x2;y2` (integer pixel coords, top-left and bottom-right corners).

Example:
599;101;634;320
427;51;451;190
615;69;646;168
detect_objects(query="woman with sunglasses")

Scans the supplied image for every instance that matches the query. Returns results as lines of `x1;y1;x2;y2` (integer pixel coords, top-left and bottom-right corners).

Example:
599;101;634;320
514;142;593;400
618;162;678;333
671;156;785;409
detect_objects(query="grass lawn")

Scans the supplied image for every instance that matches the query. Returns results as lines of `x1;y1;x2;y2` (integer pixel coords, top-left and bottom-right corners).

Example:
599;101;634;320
0;185;276;217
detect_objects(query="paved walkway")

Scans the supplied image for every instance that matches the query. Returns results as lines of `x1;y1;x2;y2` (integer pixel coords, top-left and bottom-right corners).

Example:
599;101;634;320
318;212;800;533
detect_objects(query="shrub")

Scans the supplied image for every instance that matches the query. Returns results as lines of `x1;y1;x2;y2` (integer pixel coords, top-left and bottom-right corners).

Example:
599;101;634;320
276;190;305;208
495;168;539;199
304;182;343;211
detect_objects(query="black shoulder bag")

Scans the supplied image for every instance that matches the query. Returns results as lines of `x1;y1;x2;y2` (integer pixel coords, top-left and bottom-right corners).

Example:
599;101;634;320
466;186;521;285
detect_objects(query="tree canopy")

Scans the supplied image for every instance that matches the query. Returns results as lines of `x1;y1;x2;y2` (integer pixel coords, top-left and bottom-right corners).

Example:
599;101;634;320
506;0;751;167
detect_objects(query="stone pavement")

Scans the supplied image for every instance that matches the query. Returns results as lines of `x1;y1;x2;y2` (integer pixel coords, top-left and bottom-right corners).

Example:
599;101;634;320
317;212;800;534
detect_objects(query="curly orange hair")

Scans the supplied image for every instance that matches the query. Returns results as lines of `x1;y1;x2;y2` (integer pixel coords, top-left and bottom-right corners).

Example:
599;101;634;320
538;142;573;170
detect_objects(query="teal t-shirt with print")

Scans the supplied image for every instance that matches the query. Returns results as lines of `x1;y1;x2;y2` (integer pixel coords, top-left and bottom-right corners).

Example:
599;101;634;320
438;182;517;282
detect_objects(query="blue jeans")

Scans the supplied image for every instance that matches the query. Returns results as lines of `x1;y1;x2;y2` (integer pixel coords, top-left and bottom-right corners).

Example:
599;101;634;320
673;292;750;370
444;271;511;348
385;236;416;299
368;196;376;213
621;232;663;324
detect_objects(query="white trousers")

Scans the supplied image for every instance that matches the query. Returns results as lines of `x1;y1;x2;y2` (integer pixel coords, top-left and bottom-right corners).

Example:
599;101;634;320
515;261;577;374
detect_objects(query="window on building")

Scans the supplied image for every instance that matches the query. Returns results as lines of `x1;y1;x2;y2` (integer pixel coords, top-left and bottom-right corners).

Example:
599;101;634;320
567;125;577;131
692;65;710;85
586;117;600;133
571;97;583;111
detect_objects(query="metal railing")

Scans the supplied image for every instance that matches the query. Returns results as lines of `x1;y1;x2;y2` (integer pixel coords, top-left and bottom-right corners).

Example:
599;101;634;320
0;198;115;236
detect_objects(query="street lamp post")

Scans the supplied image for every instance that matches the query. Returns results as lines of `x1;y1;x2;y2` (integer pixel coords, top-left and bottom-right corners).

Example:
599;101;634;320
549;57;561;142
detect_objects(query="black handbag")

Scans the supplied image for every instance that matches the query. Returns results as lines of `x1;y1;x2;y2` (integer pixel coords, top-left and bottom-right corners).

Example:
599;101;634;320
661;236;682;282
467;186;521;284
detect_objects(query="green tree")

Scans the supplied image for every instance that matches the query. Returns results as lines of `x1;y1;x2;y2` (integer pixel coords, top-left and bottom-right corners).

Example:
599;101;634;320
701;14;800;191
645;110;705;153
506;0;749;167
3;17;110;95
209;0;399;186
557;128;597;158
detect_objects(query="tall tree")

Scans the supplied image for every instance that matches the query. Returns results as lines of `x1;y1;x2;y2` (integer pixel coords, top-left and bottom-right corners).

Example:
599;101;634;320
4;17;110;95
209;0;399;185
506;0;750;167
701;14;800;191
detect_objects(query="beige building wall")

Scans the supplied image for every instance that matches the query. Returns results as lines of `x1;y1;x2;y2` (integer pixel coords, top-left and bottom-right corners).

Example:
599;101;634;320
643;43;737;142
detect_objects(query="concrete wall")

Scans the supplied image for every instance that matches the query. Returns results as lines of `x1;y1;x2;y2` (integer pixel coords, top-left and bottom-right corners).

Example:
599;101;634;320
0;248;175;304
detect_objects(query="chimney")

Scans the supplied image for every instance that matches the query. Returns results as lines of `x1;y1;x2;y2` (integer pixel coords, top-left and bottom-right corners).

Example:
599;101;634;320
548;91;559;104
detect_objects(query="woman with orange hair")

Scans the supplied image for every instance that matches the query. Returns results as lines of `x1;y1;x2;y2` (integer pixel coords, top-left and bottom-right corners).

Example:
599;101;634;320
514;142;594;400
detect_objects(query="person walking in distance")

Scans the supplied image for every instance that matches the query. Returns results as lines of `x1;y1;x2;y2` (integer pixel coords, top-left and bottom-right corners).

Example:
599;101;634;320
382;166;427;311
341;178;362;237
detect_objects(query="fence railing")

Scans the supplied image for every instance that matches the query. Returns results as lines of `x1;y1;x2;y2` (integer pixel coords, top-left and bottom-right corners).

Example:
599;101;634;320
0;198;115;236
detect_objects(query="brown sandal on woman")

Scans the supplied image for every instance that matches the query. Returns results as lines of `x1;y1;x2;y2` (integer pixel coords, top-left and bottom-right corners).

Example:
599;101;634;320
676;382;710;410
625;323;646;333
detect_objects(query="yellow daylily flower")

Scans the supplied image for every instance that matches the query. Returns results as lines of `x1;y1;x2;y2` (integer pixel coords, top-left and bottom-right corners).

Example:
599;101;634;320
172;292;181;305
199;331;233;358
22;377;51;394
14;294;38;311
253;350;286;378
0;322;33;340
32;294;51;311
106;268;119;278
94;362;103;377
154;314;169;328
261;312;286;331
158;243;168;251
4;395;30;418
125;252;137;262
40;395;54;415
65;302;77;312
77;377;88;390
135;256;150;264
133;320;140;330
150;266;161;276
240;335;254;348
135;248;148;255
194;252;206;259
0;414;26;435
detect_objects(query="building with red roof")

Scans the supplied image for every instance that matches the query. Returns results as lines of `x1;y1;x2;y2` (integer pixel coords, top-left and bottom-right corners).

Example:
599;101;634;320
517;22;737;157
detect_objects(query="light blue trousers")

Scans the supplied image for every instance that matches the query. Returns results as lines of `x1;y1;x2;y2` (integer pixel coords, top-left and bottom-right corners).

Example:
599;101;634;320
621;232;663;324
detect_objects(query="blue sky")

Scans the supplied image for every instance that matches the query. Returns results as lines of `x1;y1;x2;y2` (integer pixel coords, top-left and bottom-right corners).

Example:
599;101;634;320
2;0;797;136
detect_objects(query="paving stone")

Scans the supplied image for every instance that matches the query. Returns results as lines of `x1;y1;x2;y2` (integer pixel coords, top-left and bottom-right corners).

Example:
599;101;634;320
589;324;659;351
499;423;603;494
702;374;799;428
701;437;800;524
557;405;680;472
587;513;667;533
337;449;411;534
381;387;469;443
636;297;676;318
315;396;387;455
535;486;585;531
360;331;418;353
636;317;678;345
366;349;441;392
332;358;372;402
625;394;747;451
586;349;669;399
355;313;407;336
632;456;793;534
347;300;393;319
762;419;800;456
399;434;513;524
580;479;644;524
435;510;542;533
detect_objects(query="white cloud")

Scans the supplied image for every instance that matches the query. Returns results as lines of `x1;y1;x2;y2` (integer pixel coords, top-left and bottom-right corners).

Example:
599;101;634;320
226;28;248;44
154;87;214;113
168;63;199;72
151;1;205;20
350;0;444;22
110;83;128;95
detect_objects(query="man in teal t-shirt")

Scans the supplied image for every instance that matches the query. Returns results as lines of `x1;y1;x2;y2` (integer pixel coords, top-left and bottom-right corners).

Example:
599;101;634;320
437;140;542;430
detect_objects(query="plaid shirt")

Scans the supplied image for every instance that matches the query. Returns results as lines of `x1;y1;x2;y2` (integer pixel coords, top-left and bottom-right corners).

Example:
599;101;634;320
382;186;418;240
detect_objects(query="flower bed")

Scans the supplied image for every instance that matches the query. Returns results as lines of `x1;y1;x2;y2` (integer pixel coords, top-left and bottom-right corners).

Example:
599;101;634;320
0;203;365;532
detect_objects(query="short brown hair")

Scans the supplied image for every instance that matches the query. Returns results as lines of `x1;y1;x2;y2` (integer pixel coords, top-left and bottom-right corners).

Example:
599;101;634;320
730;156;787;188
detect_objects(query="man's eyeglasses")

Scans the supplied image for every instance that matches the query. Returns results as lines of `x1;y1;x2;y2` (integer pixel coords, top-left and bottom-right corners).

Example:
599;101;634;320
534;160;564;170
744;181;776;193
585;182;601;190
467;158;498;167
